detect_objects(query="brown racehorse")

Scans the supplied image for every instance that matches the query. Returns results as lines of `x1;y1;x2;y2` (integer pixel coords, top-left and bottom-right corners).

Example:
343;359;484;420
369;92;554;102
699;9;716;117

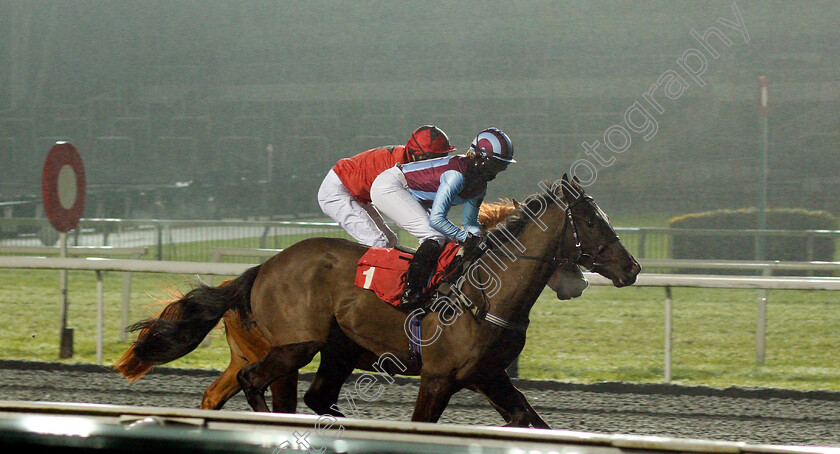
116;175;640;427
198;197;591;419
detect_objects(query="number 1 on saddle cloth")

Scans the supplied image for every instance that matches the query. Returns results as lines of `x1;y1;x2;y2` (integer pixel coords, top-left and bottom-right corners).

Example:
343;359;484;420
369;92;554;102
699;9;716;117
354;243;462;307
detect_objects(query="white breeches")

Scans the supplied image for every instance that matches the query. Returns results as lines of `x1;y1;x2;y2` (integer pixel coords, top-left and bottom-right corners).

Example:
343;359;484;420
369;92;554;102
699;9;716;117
317;169;398;248
370;167;445;245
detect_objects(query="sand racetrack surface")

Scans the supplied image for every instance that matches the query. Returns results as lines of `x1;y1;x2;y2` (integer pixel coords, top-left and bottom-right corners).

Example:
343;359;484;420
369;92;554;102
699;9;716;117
1;360;838;448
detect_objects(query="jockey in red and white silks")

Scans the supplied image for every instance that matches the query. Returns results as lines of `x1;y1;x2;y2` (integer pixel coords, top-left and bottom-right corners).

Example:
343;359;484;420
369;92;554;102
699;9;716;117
370;127;516;309
317;125;455;247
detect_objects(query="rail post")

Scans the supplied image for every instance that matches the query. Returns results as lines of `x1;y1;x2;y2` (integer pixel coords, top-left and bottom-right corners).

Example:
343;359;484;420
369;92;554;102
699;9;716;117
119;250;144;342
664;286;673;383
637;230;647;259
96;270;104;365
156;224;163;260
755;268;770;364
58;232;73;359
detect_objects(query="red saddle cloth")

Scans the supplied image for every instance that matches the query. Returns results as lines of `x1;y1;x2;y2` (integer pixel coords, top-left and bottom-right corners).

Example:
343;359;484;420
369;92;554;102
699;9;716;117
355;242;461;306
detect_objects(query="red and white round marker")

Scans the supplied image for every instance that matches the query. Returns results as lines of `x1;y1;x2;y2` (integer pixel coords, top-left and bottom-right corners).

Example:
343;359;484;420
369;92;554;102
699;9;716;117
42;142;86;232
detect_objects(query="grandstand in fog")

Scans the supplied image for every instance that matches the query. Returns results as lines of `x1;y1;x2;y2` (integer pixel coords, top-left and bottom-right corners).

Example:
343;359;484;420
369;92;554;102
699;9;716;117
0;1;838;219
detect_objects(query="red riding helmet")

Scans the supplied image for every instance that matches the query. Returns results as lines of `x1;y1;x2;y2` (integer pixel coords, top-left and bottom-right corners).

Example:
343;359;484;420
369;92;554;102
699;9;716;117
406;125;456;161
469;127;515;163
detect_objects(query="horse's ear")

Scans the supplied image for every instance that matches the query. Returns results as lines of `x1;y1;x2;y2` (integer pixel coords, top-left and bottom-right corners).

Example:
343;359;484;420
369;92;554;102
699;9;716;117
560;173;581;202
512;198;520;209
571;175;586;195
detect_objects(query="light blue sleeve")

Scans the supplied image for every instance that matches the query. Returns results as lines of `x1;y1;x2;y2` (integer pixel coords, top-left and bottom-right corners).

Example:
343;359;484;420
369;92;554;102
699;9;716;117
429;170;469;242
462;190;486;236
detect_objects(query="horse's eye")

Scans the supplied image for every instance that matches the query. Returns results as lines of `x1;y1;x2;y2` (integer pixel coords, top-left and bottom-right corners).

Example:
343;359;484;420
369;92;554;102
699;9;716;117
586;218;596;227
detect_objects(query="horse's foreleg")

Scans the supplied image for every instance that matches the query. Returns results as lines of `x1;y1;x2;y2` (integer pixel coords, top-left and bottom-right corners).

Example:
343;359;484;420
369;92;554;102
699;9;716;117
472;371;550;429
519;393;550;429
411;375;456;423
471;379;530;427
465;384;512;424
238;342;322;413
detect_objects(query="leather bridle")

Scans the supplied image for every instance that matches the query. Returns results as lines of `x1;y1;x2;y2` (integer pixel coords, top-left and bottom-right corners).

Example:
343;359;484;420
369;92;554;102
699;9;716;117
514;195;620;273
444;193;620;333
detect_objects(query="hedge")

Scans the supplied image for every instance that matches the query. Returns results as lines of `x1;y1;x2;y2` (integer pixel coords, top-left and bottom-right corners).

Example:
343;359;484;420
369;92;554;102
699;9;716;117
668;208;837;268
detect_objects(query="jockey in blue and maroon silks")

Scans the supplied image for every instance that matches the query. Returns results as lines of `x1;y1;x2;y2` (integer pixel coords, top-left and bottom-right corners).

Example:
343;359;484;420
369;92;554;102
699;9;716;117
401;155;486;241
370;127;516;310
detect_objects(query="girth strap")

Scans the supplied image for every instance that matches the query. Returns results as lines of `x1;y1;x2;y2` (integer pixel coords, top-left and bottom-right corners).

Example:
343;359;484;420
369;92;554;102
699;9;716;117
438;276;530;333
482;310;530;332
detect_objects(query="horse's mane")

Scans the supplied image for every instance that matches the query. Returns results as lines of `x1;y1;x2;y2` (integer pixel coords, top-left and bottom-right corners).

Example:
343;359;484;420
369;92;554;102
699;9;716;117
479;190;558;247
478;198;518;229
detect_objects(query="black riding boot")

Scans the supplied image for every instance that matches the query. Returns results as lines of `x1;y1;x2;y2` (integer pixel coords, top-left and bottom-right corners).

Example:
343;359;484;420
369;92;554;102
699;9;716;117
400;239;443;310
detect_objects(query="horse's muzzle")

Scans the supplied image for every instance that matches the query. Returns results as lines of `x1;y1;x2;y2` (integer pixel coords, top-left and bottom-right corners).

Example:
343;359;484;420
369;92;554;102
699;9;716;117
614;260;641;287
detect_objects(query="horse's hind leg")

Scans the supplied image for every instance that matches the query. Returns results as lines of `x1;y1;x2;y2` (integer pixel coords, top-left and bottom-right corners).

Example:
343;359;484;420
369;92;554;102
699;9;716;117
303;340;364;416
269;371;299;413
303;362;353;416
201;314;266;410
238;341;322;413
201;356;245;410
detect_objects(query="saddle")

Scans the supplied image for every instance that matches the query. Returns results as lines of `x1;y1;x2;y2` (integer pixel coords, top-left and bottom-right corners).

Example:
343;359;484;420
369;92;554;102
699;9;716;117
354;242;462;307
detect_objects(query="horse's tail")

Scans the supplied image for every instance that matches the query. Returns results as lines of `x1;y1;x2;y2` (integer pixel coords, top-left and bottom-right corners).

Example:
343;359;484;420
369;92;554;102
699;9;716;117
114;265;262;382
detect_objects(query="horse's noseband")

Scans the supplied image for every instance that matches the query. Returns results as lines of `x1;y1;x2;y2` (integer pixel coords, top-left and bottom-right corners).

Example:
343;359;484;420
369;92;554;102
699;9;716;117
576;234;620;271
565;196;621;272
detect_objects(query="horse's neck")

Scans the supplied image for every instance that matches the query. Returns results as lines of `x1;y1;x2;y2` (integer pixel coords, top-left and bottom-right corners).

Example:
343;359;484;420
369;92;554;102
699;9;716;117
480;204;565;323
